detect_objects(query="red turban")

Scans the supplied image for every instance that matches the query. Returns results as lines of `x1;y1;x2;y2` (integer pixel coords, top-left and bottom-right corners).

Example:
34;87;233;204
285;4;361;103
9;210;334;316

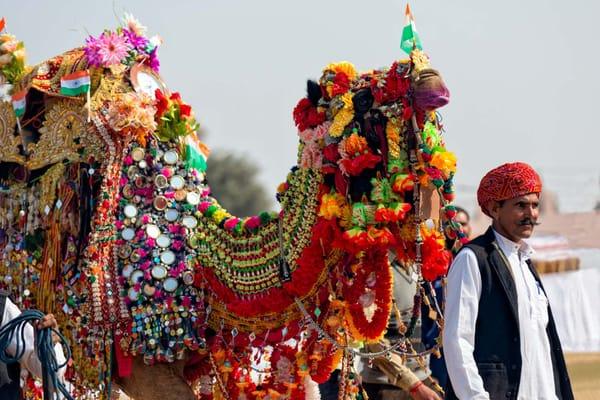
477;162;542;216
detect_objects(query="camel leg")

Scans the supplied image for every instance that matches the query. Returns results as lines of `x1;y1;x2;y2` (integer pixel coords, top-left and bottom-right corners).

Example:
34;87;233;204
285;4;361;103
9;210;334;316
113;356;196;400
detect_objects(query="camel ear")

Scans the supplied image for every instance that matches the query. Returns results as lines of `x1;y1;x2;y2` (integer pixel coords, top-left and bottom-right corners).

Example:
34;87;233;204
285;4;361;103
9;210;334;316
306;80;322;106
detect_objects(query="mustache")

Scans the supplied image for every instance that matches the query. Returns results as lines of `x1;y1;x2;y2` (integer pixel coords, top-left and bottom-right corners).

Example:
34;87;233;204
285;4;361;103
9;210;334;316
518;219;541;226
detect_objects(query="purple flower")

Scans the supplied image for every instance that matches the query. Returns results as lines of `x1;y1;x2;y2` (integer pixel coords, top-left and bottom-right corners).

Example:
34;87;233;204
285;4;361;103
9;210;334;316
123;29;148;52
84;35;103;67
148;47;160;72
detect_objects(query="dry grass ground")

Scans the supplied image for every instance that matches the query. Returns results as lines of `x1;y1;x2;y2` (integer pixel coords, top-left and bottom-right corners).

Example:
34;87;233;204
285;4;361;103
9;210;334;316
565;353;600;400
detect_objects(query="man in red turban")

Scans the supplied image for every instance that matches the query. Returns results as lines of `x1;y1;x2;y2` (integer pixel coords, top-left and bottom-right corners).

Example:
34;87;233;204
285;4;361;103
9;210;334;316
443;162;573;400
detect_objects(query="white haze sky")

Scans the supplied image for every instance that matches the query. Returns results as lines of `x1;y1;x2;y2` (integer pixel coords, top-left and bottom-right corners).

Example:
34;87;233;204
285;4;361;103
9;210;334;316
4;0;600;212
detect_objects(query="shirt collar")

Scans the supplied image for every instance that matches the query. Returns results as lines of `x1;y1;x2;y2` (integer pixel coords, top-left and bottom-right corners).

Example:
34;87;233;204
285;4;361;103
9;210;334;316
492;228;534;260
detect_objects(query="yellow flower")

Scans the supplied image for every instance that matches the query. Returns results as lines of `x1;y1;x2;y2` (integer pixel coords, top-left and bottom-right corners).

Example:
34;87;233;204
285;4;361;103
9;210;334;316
212;209;230;224
329;93;354;137
324;61;357;80
386;120;401;159
319;193;346;220
430;151;457;177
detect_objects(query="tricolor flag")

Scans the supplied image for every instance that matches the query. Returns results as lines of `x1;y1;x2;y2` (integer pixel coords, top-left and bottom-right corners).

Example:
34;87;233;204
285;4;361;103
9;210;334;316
400;4;423;55
184;134;209;173
60;70;90;96
11;89;26;118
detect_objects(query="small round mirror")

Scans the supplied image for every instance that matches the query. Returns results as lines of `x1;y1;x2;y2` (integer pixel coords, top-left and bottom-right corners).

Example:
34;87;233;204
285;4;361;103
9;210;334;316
122;184;134;199
156;234;171;248
143;284;156;297
151;265;168;280
146;224;161;239
122;264;134;278
182;216;198;229
160;250;176;265
153;196;168;211
154;174;168;189
165;209;179;222
128;288;139;301
170;175;185;190
182;271;194;285
124;204;138;218
186;192;200;205
131;147;146;162
163;150;179;165
121;227;135;241
130;269;144;284
163;277;178;292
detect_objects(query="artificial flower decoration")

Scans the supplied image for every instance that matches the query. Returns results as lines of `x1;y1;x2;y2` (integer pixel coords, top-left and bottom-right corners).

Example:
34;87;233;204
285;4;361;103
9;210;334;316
154;89;199;141
338;132;381;176
0;29;27;84
329;92;354;137
293;98;326;132
420;227;452;281
84;15;161;72
318;192;346;220
107;92;157;146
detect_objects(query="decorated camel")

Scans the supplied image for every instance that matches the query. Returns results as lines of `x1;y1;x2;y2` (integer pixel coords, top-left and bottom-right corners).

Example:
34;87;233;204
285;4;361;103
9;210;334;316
0;12;463;400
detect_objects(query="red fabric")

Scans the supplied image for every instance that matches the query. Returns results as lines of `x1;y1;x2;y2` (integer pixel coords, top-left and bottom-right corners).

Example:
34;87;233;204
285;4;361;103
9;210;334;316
477;162;542;216
114;332;133;377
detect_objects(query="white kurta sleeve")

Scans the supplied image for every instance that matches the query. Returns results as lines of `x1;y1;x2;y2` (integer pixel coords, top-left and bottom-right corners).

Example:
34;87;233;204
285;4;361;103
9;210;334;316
443;248;489;400
3;298;67;382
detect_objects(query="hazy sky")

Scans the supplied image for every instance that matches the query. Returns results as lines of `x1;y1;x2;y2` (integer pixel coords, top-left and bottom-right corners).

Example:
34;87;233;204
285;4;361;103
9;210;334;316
4;0;599;211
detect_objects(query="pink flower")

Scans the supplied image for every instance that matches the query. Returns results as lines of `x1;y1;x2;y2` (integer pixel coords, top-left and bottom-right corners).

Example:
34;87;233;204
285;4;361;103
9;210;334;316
141;214;151;224
115;220;124;229
224;218;240;231
123;155;133;165
140;260;152;270
300;140;323;169
198;201;212;213
146;238;156;247
182;296;191;308
161;168;173;178
245;216;261;230
313;121;331;140
97;32;131;67
164;191;175;199
171;240;184;251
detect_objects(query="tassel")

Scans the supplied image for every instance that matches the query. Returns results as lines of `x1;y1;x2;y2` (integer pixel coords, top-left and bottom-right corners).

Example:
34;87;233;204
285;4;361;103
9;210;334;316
279;257;291;283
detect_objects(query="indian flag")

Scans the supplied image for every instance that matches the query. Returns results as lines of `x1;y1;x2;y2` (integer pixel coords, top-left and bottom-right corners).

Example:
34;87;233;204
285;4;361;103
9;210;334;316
400;4;423;55
184;134;209;173
60;70;90;96
11;90;26;118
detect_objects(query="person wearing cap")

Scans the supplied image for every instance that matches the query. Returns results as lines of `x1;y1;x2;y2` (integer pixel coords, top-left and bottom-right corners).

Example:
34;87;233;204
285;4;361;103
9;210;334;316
442;162;573;400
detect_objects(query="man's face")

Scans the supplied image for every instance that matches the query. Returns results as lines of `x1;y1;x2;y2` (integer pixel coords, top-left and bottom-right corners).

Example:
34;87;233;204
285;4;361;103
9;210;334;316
489;193;540;242
455;211;472;239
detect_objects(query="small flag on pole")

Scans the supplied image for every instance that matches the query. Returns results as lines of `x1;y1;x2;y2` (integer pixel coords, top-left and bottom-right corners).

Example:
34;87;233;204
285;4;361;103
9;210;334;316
60;70;91;96
11;89;26;118
400;4;423;55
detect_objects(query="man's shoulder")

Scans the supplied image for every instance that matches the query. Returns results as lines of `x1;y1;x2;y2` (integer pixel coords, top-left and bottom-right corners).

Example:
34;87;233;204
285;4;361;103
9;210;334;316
461;228;495;255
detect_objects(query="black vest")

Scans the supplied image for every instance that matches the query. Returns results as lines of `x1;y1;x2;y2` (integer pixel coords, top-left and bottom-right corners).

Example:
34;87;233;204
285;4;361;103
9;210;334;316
0;291;22;400
445;228;573;400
